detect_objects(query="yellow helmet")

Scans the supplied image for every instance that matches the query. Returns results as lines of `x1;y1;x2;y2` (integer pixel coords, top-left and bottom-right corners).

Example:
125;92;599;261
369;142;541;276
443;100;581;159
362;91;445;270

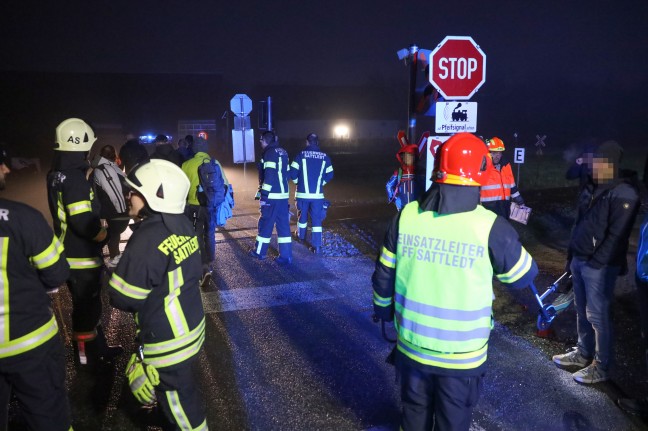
55;118;97;152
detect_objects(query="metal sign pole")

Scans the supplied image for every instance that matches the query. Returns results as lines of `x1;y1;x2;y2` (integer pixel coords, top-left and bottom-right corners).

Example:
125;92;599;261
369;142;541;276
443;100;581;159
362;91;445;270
239;96;247;182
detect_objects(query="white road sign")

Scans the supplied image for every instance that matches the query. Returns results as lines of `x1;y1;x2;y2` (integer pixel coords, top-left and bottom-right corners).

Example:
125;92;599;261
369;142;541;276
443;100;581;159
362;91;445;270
230;94;252;117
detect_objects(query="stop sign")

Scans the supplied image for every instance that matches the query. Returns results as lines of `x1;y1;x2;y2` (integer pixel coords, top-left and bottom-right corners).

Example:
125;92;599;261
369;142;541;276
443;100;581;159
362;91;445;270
429;36;486;100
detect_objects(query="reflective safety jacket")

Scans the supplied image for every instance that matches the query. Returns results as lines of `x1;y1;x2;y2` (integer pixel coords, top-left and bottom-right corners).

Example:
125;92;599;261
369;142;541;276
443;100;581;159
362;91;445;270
109;213;205;370
372;187;537;375
290;145;333;199
258;143;290;200
47;153;105;270
0;198;69;360
480;159;520;203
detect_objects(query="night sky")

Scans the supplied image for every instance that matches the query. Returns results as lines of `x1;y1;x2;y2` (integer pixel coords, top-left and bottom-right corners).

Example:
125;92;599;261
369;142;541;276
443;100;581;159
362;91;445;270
2;1;648;148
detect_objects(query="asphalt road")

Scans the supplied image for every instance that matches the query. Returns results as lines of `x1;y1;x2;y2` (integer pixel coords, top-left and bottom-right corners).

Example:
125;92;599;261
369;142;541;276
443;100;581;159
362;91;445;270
5;159;648;431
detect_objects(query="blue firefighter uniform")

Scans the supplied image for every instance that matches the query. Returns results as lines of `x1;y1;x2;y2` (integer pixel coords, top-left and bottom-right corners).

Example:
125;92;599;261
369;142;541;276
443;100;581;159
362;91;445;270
290;142;333;250
0;197;73;430
252;141;292;261
109;213;207;430
372;182;538;431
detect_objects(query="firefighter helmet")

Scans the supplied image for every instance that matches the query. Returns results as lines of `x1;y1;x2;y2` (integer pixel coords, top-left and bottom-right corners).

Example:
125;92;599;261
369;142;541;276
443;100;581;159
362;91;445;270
433;133;489;186
486;137;505;152
125;159;189;214
55;118;97;152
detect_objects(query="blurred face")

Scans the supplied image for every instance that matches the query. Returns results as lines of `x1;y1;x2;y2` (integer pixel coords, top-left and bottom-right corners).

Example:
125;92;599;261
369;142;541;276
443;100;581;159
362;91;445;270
490;151;502;164
0;163;10;190
128;190;145;218
402;152;415;167
589;156;615;184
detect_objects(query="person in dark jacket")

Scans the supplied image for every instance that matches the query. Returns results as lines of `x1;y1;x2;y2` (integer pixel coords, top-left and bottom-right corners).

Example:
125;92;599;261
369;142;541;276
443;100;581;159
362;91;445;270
109;159;207;430
150;134;183;167
248;131;292;265
47;118;123;369
290;133;333;254
0;147;74;430
119;138;150;175
553;140;640;384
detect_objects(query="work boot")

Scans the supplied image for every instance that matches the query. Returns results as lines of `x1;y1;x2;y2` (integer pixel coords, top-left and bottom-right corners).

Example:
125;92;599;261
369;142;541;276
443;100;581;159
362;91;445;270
275;256;292;265
248;250;265;260
618;397;648;416
552;347;591;367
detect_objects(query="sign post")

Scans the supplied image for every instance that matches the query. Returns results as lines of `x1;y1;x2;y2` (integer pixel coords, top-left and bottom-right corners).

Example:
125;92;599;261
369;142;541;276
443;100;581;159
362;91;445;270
230;94;254;181
429;36;486;101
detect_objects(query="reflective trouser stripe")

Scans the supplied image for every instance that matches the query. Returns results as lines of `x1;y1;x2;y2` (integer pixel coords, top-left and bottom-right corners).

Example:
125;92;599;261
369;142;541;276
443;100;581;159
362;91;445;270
0;315;58;358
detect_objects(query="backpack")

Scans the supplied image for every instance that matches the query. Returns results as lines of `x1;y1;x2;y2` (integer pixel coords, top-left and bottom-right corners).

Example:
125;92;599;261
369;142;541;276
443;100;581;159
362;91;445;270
197;158;226;208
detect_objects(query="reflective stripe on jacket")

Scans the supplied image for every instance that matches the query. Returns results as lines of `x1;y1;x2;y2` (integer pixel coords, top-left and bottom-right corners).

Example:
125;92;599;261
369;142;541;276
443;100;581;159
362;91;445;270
480;162;516;203
290;146;333;200
394;202;496;369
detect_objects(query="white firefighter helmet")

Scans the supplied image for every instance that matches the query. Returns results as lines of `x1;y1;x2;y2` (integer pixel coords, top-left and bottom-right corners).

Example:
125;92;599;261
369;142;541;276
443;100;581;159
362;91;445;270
55;118;97;151
125;159;189;214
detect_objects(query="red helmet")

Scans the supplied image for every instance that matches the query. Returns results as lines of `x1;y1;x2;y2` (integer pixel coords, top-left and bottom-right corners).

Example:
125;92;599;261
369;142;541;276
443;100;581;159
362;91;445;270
433;133;489;186
486;137;505;152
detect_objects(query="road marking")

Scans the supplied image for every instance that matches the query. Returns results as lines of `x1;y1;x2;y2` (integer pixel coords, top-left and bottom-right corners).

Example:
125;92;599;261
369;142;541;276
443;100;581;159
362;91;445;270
202;281;342;313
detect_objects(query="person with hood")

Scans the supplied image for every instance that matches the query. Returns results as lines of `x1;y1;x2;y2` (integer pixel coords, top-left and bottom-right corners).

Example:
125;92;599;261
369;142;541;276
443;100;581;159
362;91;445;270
92;144;129;267
386;141;419;212
553;140;640;384
480;137;524;219
46;118;122;368
0;145;74;430
150;134;183;167
109;159;207;430
289;133;334;254
372;132;538;430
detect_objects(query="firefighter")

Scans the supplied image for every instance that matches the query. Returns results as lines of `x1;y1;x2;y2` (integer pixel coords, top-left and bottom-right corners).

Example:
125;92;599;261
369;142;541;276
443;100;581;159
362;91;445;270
386;143;419;211
109;159;207;430
249;131;292;265
372;132;538;430
0;147;73;430
46;118;122;368
290;133;334;254
479;137;524;219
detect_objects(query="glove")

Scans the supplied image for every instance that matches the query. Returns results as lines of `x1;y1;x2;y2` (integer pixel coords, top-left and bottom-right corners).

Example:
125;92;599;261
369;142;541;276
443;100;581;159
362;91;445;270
394;197;402;211
125;353;160;406
254;186;261;200
513;195;525;206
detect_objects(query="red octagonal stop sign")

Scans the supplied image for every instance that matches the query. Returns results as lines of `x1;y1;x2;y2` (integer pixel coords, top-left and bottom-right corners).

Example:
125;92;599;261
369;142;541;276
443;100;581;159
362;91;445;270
429;36;486;100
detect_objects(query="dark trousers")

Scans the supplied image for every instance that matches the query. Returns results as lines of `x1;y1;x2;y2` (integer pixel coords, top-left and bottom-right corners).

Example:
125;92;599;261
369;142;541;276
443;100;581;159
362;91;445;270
253;199;292;259
67;267;103;335
155;362;207;431
185;205;216;265
0;335;72;431
397;352;483;431
295;199;325;247
106;217;130;258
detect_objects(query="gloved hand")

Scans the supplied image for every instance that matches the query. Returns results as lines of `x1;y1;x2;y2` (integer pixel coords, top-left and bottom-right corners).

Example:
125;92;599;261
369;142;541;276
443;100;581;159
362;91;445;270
394;197;402;211
254;187;261;200
565;258;572;273
125;353;160;406
513;195;525;206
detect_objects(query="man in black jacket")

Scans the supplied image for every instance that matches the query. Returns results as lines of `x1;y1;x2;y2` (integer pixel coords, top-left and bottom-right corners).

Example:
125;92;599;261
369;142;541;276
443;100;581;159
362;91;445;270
553;140;640;384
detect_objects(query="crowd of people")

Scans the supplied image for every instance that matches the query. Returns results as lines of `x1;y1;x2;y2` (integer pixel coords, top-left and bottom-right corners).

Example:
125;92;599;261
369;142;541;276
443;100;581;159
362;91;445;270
2;119;648;430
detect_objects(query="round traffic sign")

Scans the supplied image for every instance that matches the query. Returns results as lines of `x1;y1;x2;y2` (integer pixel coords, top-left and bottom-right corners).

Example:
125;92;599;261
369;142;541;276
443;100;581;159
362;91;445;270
429;36;486;100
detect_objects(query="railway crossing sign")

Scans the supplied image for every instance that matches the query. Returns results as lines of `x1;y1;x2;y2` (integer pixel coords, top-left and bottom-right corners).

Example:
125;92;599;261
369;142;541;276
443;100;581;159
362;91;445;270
429;36;486;100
